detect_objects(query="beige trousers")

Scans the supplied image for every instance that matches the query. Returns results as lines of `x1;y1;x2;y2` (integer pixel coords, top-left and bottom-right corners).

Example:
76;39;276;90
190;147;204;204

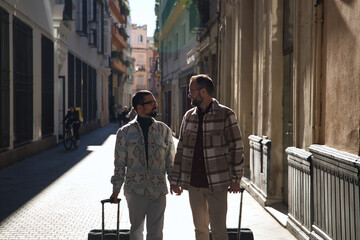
188;186;228;240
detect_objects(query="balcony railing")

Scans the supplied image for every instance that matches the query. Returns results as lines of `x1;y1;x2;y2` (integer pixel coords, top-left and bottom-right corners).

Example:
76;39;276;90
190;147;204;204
286;145;360;240
110;58;126;73
111;24;126;49
309;145;360;240
135;65;145;72
286;147;312;239
109;0;126;24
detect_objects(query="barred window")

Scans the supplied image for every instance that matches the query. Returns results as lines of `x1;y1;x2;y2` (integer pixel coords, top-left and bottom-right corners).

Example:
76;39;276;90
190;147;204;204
0;7;10;149
13;17;33;146
41;35;54;137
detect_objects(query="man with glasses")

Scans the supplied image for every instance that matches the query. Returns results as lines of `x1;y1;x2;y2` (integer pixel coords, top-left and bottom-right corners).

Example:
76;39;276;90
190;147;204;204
110;90;174;240
170;74;244;240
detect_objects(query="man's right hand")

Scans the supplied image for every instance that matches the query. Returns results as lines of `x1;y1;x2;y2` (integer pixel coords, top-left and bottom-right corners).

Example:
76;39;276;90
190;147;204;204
170;185;183;196
110;192;119;203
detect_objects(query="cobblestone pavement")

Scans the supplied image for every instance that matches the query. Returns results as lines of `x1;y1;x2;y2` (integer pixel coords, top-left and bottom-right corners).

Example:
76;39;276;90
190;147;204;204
0;123;296;240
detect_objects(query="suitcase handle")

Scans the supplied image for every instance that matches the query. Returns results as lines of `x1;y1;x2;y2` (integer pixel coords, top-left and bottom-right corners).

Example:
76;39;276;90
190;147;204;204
101;198;121;204
227;186;245;193
101;198;121;240
228;186;246;240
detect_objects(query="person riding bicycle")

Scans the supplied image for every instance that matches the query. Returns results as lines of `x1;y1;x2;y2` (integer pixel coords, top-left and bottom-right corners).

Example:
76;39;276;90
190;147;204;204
62;106;81;144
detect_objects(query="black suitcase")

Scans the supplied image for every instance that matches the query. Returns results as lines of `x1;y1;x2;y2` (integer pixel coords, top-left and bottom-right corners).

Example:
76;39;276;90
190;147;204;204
210;187;254;240
88;198;130;240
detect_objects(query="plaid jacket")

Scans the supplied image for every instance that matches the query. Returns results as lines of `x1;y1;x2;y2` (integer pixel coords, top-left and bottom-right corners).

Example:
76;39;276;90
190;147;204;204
111;116;175;198
170;99;244;192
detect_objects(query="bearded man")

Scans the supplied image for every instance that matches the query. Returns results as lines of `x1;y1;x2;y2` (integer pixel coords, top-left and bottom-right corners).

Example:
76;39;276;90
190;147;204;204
110;90;175;240
170;75;244;240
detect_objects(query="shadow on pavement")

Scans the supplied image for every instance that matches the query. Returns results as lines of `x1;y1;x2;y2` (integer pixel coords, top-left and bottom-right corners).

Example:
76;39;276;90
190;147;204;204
0;123;119;223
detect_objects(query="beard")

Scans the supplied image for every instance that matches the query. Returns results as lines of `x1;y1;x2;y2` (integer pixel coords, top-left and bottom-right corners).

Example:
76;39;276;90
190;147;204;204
145;108;157;118
191;97;202;107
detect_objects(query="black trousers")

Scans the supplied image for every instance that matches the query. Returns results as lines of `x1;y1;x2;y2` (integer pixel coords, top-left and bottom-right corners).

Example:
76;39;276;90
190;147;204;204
72;123;80;140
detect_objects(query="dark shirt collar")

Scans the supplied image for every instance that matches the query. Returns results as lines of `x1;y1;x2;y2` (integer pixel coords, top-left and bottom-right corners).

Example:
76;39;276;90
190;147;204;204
137;115;153;125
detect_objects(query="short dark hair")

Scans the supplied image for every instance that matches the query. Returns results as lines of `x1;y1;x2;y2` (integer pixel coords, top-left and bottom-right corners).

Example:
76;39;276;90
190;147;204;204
190;74;214;96
132;90;153;111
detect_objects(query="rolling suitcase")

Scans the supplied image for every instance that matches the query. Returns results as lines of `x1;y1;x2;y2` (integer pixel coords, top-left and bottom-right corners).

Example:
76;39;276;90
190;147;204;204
88;198;130;240
210;187;254;240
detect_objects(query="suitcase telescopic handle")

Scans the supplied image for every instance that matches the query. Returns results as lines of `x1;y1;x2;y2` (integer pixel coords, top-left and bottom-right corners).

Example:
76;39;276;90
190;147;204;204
228;186;245;240
238;188;244;240
101;198;121;204
101;198;121;240
227;186;245;193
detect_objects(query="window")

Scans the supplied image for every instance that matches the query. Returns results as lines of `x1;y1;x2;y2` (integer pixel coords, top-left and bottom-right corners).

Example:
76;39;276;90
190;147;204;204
68;54;97;122
138;75;144;85
89;67;97;121
13;17;33;146
138;34;143;42
41;35;54;137
88;0;95;21
138;54;145;65
149;57;153;72
87;0;96;46
82;62;88;122
164;44;167;61
68;53;75;107
76;58;82;107
96;0;104;53
189;2;199;31
136;75;145;89
169;41;172;58
183;24;186;46
0;7;10;149
175;33;178;60
87;0;104;52
75;0;88;36
63;0;73;20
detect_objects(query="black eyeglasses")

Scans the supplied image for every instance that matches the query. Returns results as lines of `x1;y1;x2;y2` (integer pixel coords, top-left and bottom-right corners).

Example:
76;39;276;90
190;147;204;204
140;100;158;106
188;88;203;96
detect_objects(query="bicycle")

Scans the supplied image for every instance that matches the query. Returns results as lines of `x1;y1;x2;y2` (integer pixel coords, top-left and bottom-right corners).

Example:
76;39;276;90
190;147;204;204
63;121;79;150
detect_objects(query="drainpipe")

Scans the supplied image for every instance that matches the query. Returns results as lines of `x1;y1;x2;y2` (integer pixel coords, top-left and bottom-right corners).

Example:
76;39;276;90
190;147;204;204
216;0;221;98
313;0;323;144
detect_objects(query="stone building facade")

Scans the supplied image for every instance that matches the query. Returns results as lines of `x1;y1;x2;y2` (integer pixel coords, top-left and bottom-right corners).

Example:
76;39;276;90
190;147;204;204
217;1;360;239
108;0;132;120
159;0;360;239
131;24;151;94
159;0;197;133
0;0;112;169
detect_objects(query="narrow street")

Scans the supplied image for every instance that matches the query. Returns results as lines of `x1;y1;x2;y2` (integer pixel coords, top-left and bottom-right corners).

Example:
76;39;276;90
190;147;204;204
0;123;295;240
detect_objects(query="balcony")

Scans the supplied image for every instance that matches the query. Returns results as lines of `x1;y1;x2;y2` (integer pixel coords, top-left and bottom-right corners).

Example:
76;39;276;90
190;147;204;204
135;65;145;72
161;0;177;25
109;0;126;24
111;24;127;49
111;58;126;74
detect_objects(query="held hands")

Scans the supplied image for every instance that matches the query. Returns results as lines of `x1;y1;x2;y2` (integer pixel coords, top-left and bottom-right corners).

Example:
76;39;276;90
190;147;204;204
170;185;183;196
228;182;241;193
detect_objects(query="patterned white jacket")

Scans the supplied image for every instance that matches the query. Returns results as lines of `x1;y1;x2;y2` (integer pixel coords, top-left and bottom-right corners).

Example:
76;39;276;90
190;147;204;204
111;116;175;198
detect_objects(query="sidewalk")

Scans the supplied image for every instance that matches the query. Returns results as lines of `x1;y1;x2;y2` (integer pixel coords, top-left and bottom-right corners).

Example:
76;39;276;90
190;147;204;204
0;123;296;240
